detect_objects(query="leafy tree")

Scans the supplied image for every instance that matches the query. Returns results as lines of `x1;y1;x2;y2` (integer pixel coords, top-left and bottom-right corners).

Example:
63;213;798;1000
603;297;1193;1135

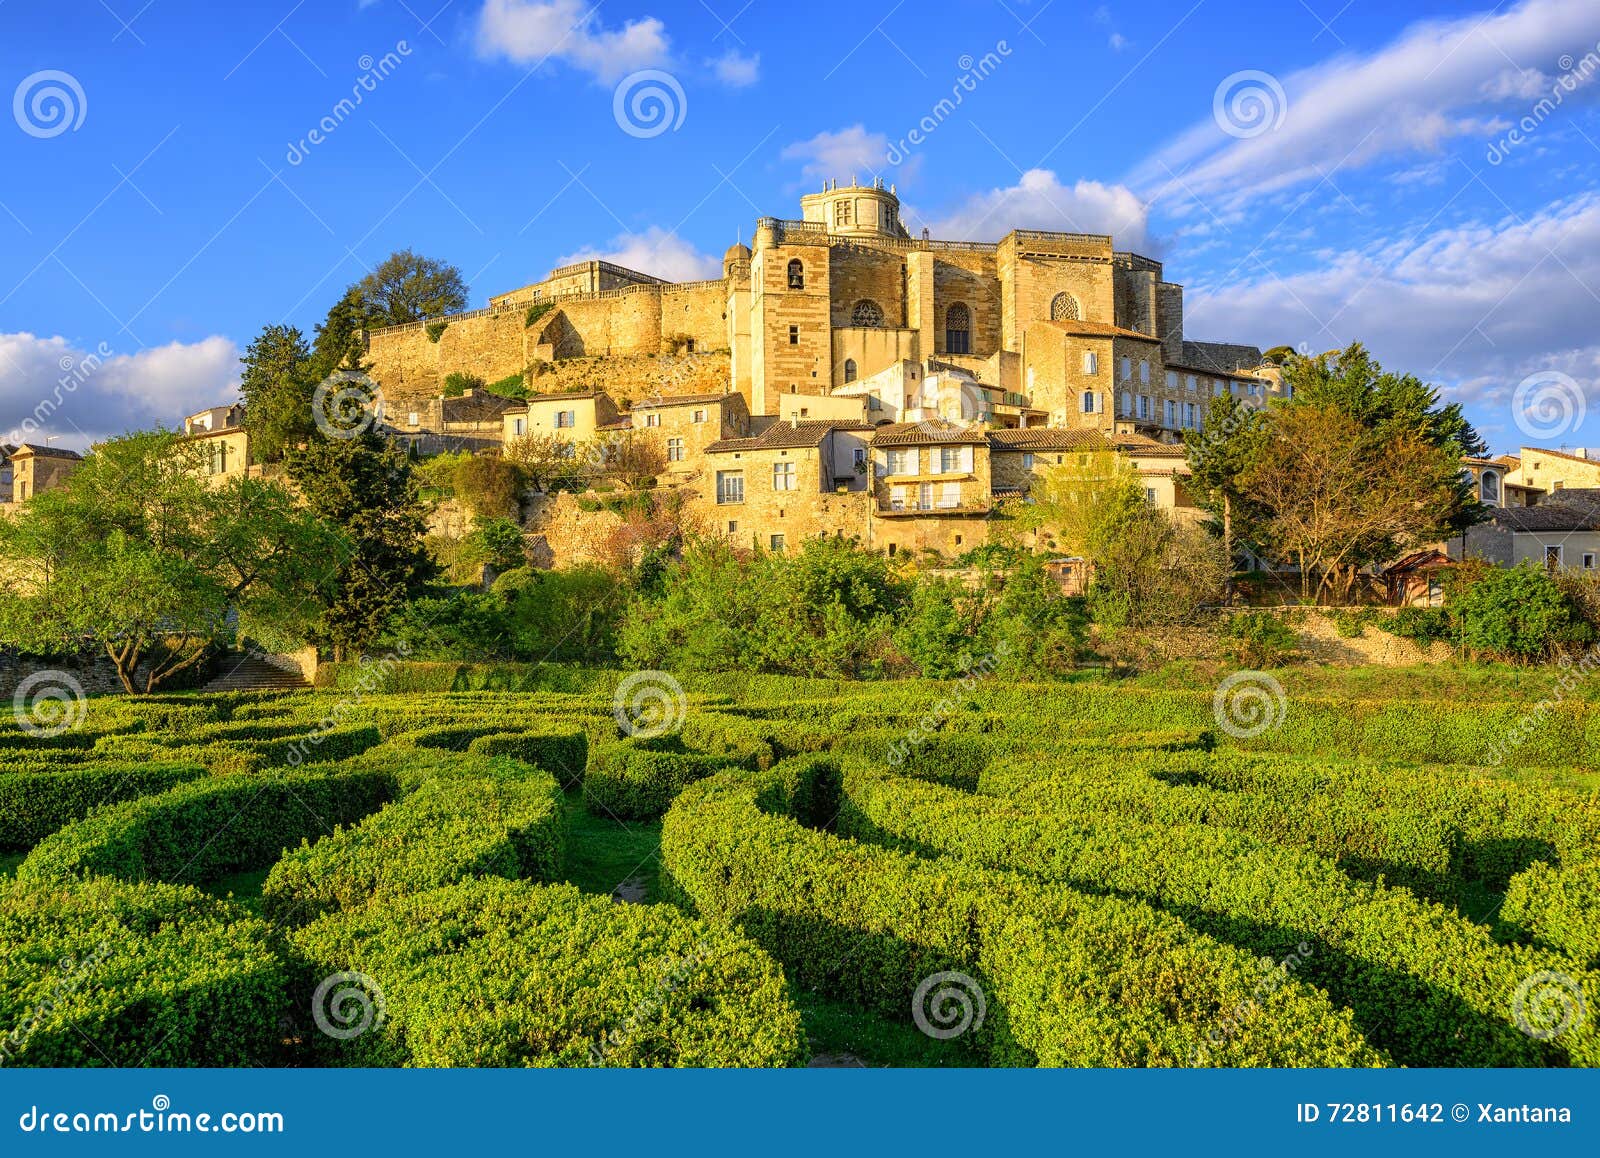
503;432;583;491
442;372;486;397
285;432;435;660
453;454;524;519
495;565;627;663
1240;402;1467;601
355;249;468;327
311;286;376;380
587;430;666;488
238;325;315;463
1184;392;1265;579
0;432;338;691
472;517;527;572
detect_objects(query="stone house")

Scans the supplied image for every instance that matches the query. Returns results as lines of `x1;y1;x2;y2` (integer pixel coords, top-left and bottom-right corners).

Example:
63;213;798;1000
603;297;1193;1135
6;444;82;503
502;390;621;448
393;388;521;455
694;418;874;552
631;392;752;477
1450;489;1600;571
865;421;993;558
1504;446;1600;497
986;427;1197;521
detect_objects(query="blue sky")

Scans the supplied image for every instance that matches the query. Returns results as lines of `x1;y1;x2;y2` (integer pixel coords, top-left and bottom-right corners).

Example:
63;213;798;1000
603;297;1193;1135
2;0;1599;453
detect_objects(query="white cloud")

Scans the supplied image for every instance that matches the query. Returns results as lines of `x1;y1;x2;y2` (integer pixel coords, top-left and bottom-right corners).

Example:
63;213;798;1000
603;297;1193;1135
922;170;1153;250
781;125;895;185
1183;193;1600;451
474;0;670;83
556;227;721;282
0;333;238;449
710;49;759;87
1134;0;1600;211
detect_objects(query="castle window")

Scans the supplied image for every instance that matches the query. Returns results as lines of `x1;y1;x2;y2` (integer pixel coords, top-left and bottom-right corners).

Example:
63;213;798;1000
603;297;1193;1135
666;438;684;462
555;410;576;429
692;409;707;423
773;461;796;491
835;200;852;227
789;325;799;345
945;303;971;354
512;417;526;436
1480;471;1500;504
852;299;885;328
787;259;804;289
843;359;857;383
1139;361;1150;385
1082;351;1098;375
1081;391;1097;414
1119;391;1132;417
644;412;660;427
716;471;745;504
770;534;786;552
1049;292;1081;322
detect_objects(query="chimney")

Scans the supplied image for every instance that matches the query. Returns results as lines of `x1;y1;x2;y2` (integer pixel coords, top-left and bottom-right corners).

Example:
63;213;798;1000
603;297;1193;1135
790;413;800;429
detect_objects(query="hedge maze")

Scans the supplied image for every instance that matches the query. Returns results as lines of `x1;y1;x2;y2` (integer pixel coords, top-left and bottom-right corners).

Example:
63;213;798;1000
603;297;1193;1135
2;669;1597;1067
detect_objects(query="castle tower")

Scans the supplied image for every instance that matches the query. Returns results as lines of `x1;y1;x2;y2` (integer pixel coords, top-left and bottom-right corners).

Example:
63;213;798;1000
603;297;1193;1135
798;178;910;240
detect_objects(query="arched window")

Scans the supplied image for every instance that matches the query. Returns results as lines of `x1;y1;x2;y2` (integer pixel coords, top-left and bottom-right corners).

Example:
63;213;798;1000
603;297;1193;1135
945;303;971;354
851;299;885;328
843;359;857;383
1481;471;1500;505
787;259;804;290
1050;292;1081;322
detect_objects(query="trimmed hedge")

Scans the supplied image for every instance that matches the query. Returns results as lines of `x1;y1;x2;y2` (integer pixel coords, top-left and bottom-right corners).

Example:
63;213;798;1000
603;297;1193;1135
660;759;1383;1067
1504;860;1600;970
839;761;1597;1067
0;877;286;1066
467;730;589;786
584;743;739;820
17;766;396;885
291;878;806;1067
262;758;565;924
0;763;208;851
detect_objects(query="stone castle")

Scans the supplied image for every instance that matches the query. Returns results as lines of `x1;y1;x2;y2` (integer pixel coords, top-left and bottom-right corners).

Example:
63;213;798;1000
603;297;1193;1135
364;179;1282;437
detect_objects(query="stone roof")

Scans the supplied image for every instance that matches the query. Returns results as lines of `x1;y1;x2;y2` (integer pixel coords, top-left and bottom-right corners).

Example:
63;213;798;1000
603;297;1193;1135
1037;320;1163;342
1519;446;1600;468
631;392;735;409
704;419;871;453
987;428;1116;451
11;443;82;460
1492;493;1600;532
1111;433;1187;458
870;420;992;447
441;390;521;424
1179;340;1266;375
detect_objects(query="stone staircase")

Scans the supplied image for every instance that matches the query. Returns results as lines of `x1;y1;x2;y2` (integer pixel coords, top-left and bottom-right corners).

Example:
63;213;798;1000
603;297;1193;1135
200;652;311;693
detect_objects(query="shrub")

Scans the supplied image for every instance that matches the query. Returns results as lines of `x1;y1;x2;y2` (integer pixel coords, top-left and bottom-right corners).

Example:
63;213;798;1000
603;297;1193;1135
291;878;805;1067
0;763;208;850
453;455;523;520
523;302;552;329
262;758;564;924
467;729;590;787
1225;611;1298;667
0;877;287;1066
442;371;485;397
660;759;1383;1067
839;759;1594;1066
1451;564;1592;660
584;743;738;820
425;320;449;343
1503;860;1600;970
18;766;396;885
1389;605;1452;645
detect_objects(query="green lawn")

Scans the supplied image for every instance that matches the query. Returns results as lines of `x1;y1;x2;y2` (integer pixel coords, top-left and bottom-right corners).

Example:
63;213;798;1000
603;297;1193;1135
560;790;661;903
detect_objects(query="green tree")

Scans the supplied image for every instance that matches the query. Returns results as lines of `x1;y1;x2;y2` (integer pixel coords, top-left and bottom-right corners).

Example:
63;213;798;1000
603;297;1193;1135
239;324;315;463
1184;392;1264;582
356;249;468;327
311;285;376;380
0;432;339;691
285;432;435;659
1450;564;1591;661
